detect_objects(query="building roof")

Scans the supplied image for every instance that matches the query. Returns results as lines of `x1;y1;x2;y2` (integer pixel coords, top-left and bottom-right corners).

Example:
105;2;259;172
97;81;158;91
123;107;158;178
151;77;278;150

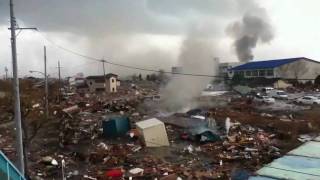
231;57;318;71
86;73;118;80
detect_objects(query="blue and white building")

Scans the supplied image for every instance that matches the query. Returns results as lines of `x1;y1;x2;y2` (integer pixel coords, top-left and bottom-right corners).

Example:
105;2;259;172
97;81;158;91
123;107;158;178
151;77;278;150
229;57;320;82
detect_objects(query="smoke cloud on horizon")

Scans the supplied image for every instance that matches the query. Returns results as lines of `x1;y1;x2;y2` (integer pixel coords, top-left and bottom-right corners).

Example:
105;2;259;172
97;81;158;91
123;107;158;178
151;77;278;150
227;7;274;62
0;0;262;77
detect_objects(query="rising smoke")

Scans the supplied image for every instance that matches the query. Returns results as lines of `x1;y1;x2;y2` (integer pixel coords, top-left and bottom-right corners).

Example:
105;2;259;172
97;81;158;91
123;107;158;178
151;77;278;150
227;7;274;62
0;0;263;76
160;27;218;112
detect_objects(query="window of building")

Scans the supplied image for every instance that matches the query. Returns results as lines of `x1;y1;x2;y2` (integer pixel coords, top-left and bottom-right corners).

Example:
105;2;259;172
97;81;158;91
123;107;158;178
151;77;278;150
111;79;115;83
239;71;244;76
267;69;274;76
112;88;115;92
259;70;266;77
252;70;258;76
246;71;252;76
89;81;92;85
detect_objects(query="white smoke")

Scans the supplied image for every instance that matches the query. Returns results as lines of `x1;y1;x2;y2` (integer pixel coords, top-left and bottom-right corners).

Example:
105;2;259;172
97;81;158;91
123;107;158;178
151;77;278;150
160;26;218;112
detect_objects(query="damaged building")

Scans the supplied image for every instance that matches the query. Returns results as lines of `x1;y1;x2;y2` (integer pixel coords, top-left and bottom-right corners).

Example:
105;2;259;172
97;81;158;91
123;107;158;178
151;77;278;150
229;57;320;83
86;73;119;93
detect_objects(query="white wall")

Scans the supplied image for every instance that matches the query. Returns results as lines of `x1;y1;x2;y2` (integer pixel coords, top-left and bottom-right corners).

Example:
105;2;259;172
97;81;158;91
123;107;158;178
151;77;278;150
274;58;320;82
87;77;118;93
107;77;117;93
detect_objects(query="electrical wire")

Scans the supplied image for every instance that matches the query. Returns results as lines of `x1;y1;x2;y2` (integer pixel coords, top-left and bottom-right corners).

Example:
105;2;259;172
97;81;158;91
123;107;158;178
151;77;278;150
36;31;101;62
36;30;318;81
36;30;227;79
47;61;99;77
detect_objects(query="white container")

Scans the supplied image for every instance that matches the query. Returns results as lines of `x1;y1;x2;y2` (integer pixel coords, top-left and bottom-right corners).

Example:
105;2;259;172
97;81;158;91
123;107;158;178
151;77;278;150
136;118;169;147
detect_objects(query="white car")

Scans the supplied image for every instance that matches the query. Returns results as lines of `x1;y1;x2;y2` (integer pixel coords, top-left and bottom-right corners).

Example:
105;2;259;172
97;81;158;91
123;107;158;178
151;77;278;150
261;87;275;93
254;95;275;103
269;90;289;99
295;96;320;105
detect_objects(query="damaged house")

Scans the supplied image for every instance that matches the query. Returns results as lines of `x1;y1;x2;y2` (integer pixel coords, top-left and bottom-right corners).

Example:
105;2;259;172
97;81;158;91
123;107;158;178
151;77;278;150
86;73;119;93
229;57;320;83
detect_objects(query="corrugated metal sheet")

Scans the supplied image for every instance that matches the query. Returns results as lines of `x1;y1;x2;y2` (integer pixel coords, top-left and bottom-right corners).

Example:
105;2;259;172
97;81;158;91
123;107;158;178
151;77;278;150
231;57;311;71
288;141;320;158
249;176;277;180
252;136;320;180
257;155;320;179
0;151;25;180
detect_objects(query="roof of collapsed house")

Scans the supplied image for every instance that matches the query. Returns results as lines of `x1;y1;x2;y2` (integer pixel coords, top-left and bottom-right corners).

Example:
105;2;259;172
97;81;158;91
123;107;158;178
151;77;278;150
86;73;118;80
231;57;317;71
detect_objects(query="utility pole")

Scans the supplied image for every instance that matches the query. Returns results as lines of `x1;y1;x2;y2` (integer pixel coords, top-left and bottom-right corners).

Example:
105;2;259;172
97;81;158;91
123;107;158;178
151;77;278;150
101;59;106;91
5;67;8;80
9;0;24;174
44;46;49;120
57;61;61;103
9;0;36;175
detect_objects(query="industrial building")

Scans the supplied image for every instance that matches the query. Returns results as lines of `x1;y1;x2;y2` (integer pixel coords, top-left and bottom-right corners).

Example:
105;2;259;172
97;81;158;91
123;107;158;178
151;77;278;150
229;57;320;82
218;62;244;78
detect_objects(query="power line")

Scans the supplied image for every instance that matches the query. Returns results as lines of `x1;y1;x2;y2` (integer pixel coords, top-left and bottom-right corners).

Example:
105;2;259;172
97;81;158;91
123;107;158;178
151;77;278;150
36;30;226;79
36;31;100;62
36;30;318;81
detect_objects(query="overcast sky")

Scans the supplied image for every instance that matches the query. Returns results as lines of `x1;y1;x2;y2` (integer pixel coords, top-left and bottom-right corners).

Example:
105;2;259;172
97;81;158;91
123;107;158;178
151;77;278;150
0;0;319;78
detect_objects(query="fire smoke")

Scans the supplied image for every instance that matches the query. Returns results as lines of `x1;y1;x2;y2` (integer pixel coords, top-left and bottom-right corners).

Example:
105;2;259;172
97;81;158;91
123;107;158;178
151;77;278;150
227;7;274;62
160;30;218;112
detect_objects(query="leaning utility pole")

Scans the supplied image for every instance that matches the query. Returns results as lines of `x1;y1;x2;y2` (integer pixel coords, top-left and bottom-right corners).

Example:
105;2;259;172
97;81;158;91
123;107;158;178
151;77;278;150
57;61;61;103
44;46;49;119
9;0;24;174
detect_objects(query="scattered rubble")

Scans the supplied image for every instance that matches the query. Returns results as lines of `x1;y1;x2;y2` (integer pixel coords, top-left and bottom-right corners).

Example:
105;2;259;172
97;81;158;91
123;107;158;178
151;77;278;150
1;81;320;179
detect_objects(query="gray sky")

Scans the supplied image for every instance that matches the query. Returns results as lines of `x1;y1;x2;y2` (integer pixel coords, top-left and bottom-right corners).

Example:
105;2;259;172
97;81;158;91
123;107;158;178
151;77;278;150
0;0;319;78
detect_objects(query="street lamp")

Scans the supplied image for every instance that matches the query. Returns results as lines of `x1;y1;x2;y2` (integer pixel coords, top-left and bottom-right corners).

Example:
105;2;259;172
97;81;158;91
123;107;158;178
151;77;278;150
29;70;49;119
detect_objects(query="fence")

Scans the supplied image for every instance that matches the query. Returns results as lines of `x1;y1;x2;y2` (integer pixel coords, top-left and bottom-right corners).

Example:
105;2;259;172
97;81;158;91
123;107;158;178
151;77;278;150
0;151;25;180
